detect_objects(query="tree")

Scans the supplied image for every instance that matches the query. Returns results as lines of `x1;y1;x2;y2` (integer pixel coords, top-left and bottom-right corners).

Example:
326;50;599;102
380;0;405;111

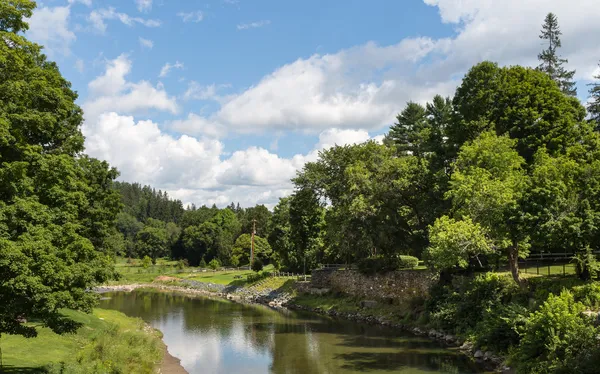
537;12;576;96
232;234;272;266
588;62;600;130
446;132;528;284
425;216;493;271
208;258;221;270
251;258;264;272
239;204;271;237
289;188;325;273
268;197;295;270
451;62;586;162
385;102;429;157
0;0;119;338
135;226;168;264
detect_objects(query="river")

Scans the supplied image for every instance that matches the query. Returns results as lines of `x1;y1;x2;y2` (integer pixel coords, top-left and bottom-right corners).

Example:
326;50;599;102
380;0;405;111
99;290;485;374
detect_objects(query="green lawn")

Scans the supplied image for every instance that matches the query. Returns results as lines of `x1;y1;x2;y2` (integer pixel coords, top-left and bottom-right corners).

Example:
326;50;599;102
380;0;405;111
1;309;162;373
181;264;275;285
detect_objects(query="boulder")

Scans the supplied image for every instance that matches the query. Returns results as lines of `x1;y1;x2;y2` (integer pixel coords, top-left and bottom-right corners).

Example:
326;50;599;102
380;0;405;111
473;350;484;359
483;351;493;360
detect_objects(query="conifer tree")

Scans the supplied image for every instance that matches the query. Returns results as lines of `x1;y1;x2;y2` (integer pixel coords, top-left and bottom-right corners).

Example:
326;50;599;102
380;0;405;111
537;12;577;96
588;62;600;130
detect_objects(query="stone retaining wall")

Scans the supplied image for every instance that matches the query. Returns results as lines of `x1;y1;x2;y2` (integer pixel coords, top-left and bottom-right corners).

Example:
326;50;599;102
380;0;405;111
311;269;436;302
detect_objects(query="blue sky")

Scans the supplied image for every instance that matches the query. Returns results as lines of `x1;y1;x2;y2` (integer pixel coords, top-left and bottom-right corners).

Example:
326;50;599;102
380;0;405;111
28;0;600;208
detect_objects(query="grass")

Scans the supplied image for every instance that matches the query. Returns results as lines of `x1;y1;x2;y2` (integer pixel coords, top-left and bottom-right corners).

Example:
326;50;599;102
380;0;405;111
1;309;162;374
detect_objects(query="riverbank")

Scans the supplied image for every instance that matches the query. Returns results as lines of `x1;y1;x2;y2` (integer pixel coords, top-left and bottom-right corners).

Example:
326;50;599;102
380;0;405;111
98;280;505;373
1;308;168;373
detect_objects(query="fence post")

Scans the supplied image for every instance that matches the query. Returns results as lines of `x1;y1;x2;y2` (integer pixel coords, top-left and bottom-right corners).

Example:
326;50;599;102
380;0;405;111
563;263;566;276
548;264;550;276
536;262;539;275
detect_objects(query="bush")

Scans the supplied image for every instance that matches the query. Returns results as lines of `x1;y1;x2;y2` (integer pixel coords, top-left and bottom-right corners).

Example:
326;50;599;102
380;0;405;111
512;291;598;374
246;271;271;283
199;258;207;268
208;258;221;270
572;283;600;310
398;255;419;269
474;303;528;353
357;256;398;274
141;256;152;269
428;273;524;334
251;258;264;272
573;247;600;281
176;259;188;271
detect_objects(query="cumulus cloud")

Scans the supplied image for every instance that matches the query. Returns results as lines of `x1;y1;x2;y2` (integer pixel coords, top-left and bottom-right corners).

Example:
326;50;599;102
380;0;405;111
177;11;204;23
159;61;184;78
88;7;161;33
237;20;270;30
84;54;178;119
27;6;76;56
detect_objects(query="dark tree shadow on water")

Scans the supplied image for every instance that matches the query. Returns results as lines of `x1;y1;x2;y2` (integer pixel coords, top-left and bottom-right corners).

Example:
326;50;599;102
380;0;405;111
0;366;46;374
334;351;482;373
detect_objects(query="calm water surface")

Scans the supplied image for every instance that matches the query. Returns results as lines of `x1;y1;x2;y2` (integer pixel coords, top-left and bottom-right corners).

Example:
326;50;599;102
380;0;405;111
99;291;484;374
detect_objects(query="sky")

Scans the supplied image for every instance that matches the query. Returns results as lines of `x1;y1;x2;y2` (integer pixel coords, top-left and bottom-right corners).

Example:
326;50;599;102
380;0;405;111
27;0;600;208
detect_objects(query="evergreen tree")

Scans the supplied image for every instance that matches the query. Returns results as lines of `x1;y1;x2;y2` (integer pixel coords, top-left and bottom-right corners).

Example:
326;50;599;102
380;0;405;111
537;12;576;96
588;62;600;130
385;102;428;157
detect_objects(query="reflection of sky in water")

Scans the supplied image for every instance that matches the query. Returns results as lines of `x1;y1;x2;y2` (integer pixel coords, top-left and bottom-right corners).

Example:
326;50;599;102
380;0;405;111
145;309;271;374
100;292;485;374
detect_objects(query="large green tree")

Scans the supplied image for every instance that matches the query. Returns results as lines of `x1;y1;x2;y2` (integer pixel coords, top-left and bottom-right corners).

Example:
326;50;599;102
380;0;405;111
231;234;272;266
0;0;120;337
135;226;168;264
451;62;586;162
537;12;576;96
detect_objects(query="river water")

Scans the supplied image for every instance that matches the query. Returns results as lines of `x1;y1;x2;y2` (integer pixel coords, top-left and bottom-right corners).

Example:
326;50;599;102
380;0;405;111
99;291;485;374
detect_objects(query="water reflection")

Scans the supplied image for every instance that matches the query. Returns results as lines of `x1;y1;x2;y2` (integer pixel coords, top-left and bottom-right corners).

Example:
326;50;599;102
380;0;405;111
99;291;484;374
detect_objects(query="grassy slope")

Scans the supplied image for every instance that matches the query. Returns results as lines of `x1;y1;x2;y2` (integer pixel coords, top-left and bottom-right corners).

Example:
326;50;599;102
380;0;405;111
1;309;162;373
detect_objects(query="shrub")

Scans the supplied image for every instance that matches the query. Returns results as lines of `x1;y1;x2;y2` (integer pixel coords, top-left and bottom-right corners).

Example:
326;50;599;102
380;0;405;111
428;273;524;334
398;255;419;269
512;291;598;374
141;256;152;269
199;258;207;268
246;271;271;283
573;247;600;281
572;283;600;310
357;256;398;274
176;259;188;271
251;258;264;272
474;303;528;353
208;258;221;270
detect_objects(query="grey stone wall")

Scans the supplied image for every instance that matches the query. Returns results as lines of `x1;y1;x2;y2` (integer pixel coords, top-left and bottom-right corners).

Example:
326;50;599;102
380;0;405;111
310;269;436;302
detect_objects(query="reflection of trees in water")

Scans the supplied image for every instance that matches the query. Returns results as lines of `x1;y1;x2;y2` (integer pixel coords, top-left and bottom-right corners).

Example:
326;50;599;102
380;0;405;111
101;292;482;374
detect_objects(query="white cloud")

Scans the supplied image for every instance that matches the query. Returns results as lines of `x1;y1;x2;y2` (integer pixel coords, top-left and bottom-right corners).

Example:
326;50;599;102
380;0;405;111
237;20;270;30
84;54;178;119
177;11;204;23
136;0;152;12
139;37;154;49
183;82;231;101
169;113;226;138
159;61;184;78
27;6;76;56
88;7;161;33
68;0;92;6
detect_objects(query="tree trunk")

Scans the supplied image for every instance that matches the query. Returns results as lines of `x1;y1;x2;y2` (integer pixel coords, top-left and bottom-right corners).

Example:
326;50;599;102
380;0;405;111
508;245;526;287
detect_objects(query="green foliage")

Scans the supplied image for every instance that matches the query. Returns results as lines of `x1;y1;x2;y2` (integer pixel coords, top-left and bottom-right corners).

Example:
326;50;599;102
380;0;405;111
398;255;419;269
0;0;120;337
208;258;221;270
113;181;184;224
589;62;600;130
251;258;264;272
572;283;600;310
427;273;523;334
135;226;168;264
246;270;271;283
425;216;492;270
141;256;152;269
474;303;528;353
232;233;272;265
512;291;598;374
573;247;600;281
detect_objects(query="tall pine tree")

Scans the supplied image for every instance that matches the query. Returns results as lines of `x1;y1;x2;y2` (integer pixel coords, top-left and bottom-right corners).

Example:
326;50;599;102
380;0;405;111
537;12;577;96
588;62;600;130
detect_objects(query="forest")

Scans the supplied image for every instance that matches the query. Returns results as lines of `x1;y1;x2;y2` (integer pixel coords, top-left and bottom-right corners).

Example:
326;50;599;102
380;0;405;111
2;1;600;371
